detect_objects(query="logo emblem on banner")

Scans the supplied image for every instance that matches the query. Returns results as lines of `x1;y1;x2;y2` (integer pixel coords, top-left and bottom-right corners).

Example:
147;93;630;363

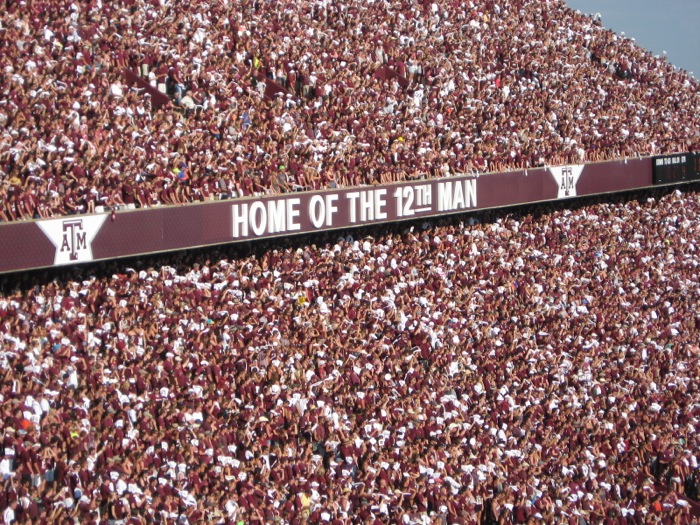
548;165;584;198
37;214;107;265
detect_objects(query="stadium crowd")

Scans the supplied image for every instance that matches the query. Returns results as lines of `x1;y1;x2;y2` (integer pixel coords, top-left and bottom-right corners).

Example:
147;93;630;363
1;185;699;524
1;0;700;220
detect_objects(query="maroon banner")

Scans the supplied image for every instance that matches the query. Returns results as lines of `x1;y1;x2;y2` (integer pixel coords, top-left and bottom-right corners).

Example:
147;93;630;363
0;158;655;274
374;65;410;88
122;69;171;110
255;72;295;102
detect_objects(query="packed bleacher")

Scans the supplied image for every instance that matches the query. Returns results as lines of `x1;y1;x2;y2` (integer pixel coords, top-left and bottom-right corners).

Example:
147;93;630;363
2;0;700;523
1;184;699;524
1;0;699;221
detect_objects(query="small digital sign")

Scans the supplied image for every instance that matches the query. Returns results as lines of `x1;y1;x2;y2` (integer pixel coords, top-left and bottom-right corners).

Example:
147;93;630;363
653;153;700;184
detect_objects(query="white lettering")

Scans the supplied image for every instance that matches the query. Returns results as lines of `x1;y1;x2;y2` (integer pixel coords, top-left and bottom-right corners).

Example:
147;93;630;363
375;189;387;220
346;192;360;223
466;180;477;207
393;186;415;217
232;203;249;237
360;191;374;221
438;182;453;212
249;201;267;236
325;194;339;226
232;198;301;238
309;195;325;228
287;198;301;231
267;199;286;233
437;180;477;212
453;180;466;209
416;184;431;207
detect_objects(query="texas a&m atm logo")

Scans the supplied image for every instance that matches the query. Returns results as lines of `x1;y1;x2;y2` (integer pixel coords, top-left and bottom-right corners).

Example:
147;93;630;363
37;214;107;266
548;165;584;199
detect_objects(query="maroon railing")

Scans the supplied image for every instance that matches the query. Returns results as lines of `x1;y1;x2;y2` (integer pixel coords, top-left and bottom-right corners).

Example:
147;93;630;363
0;157;662;274
122;69;172;110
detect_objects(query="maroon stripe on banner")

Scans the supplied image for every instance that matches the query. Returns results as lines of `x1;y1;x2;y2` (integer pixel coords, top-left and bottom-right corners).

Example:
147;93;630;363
0;157;658;274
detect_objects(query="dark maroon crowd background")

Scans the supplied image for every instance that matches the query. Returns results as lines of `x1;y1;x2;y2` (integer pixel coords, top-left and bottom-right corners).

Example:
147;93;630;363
1;0;700;524
0;0;698;221
1;186;699;525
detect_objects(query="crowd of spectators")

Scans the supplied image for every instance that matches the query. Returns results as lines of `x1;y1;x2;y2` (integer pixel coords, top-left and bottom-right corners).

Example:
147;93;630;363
1;0;699;221
0;184;699;524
